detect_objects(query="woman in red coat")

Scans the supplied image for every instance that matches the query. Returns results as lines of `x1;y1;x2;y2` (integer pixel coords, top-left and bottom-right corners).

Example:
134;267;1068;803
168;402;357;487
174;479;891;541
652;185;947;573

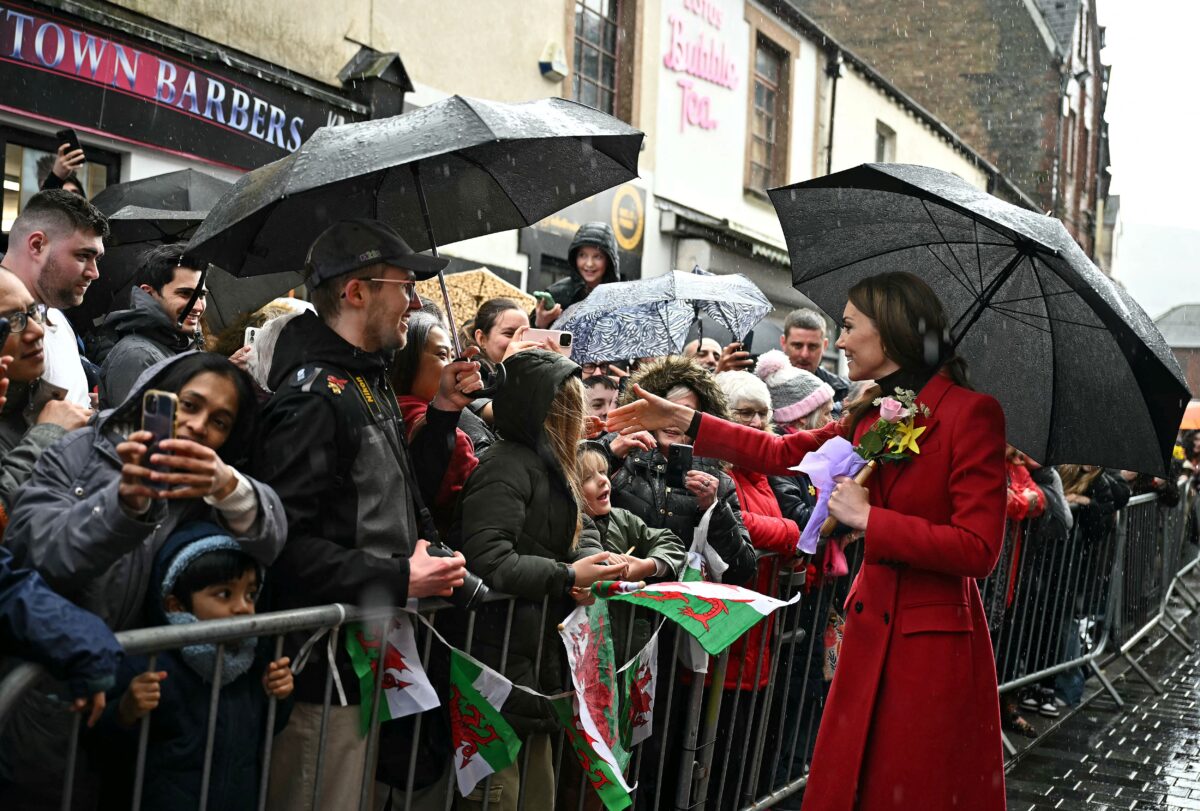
609;272;1007;811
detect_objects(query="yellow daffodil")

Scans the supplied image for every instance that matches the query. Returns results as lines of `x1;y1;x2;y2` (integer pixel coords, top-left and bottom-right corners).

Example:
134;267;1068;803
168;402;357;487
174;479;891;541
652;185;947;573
892;420;927;455
1175;445;1186;461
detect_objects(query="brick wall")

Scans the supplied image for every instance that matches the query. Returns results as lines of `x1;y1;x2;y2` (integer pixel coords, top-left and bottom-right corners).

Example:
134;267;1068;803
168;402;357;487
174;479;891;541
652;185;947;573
794;0;1061;209
1174;347;1200;400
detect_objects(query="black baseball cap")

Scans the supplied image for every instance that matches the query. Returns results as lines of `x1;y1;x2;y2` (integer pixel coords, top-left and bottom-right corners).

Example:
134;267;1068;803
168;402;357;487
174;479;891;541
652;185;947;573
305;219;448;287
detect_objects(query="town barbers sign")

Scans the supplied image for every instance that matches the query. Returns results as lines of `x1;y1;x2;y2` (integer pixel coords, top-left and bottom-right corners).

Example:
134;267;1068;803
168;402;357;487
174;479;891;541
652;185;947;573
0;1;364;169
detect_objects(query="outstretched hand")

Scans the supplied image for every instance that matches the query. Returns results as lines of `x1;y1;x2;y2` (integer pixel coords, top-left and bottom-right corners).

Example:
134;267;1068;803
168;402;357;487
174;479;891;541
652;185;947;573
606;385;694;436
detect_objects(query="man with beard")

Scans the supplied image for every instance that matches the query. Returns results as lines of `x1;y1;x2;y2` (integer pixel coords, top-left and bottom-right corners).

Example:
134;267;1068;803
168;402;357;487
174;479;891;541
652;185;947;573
0;190;106;408
95;243;207;407
253;219;478;809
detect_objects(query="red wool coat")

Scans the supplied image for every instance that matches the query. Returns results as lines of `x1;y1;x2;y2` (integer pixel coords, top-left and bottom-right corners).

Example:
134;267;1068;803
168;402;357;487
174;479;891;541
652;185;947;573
694;373;1007;811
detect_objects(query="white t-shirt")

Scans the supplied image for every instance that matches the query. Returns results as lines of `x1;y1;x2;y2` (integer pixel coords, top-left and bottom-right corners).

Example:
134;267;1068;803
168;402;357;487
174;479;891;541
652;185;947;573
41;307;92;408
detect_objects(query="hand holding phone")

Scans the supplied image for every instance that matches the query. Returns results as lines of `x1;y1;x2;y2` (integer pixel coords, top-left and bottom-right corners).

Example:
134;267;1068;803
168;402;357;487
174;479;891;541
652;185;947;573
244;327;259;346
522;328;573;356
141;390;177;490
665;443;693;489
53;129;86;179
532;291;556;309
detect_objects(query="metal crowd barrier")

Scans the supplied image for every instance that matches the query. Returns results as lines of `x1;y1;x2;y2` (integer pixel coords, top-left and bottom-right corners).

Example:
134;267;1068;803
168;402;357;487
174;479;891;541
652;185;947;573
4;487;1195;811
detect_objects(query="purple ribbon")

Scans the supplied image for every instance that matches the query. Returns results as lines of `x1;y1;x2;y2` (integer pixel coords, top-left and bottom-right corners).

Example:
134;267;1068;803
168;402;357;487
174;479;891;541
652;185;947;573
791;437;867;555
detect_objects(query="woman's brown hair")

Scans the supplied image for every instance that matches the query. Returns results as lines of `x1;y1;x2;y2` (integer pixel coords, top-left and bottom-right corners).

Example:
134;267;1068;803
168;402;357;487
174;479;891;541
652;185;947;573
545;375;585;549
843;272;970;434
1057;464;1102;497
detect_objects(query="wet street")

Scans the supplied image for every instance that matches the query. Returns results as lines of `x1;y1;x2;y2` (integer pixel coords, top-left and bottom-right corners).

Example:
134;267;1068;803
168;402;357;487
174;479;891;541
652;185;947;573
1006;576;1200;810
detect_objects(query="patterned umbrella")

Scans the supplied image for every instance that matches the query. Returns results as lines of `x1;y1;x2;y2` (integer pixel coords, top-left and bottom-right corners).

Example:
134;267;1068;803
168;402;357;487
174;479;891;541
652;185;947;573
554;268;772;363
415;268;535;325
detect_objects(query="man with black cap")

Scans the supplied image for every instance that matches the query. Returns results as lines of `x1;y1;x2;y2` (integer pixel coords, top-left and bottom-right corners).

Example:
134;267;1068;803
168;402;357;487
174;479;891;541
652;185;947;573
254;219;478;809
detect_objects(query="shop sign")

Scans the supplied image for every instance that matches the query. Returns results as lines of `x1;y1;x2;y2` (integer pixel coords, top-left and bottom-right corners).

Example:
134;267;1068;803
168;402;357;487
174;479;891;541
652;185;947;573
0;1;362;168
662;0;739;133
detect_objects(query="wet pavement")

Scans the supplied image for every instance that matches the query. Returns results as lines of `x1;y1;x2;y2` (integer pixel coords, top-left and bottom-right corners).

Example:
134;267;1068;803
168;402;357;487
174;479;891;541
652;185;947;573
1006;586;1200;810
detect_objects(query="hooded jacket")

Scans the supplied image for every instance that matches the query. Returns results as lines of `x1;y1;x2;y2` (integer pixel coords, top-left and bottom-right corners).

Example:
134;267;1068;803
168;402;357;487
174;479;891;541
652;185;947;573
4;353;286;632
97;521;289;811
452;350;603;733
541;222;622;313
253;311;459;704
97;286;203;409
607;356;757;586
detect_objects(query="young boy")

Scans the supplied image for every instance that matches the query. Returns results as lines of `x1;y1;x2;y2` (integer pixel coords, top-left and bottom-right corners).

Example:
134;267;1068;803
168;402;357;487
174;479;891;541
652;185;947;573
578;446;685;581
101;522;293;811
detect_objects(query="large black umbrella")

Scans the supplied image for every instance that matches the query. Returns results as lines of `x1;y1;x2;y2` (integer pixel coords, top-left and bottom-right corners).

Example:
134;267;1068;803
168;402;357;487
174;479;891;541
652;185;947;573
769;163;1190;475
186;95;642;373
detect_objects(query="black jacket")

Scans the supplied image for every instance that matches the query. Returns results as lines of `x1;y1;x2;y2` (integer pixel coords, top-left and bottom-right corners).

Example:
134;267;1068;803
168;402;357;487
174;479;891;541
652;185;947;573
253;312;457;703
538;221;622;315
814;365;851;405
452;350;603;733
96;287;202;408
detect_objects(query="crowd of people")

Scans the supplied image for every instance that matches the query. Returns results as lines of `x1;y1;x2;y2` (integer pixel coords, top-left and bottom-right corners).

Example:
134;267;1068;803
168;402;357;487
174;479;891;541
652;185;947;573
0;183;1196;811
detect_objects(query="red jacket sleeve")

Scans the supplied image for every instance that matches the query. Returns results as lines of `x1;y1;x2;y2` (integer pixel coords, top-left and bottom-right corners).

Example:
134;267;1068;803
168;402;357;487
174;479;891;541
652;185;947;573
731;472;801;556
863;394;1007;579
694;414;844;476
1006;464;1045;521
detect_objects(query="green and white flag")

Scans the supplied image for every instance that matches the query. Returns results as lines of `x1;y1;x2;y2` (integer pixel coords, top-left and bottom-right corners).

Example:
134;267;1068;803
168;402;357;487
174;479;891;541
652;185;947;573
447;649;522;797
345;616;439;734
559;601;635;811
599;580;800;656
617;629;658;749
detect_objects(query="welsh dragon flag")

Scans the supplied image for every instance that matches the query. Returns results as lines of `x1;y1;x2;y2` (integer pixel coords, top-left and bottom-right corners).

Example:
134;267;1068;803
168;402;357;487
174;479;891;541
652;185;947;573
617;630;658;749
559;601;635;811
447;649;522;796
597;580;800;656
345;615;440;734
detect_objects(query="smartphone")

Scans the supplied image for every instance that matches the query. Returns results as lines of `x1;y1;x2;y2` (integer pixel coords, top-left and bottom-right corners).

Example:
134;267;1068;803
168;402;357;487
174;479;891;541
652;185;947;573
141;390;178;488
244;326;259;346
0;317;11;352
524;328;573;349
740;330;755;354
54;128;84;158
532;291;556;309
665;443;693;489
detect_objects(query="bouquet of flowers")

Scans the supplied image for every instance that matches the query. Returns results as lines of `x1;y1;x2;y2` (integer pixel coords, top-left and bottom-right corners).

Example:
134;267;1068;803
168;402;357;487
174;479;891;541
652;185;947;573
791;388;931;553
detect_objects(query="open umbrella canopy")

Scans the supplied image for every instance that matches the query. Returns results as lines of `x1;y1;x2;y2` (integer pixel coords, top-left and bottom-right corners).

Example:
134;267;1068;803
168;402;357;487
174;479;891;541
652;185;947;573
415;268;535;325
554;268;771;363
72;169;234;335
769;163;1191;475
185;95;643;278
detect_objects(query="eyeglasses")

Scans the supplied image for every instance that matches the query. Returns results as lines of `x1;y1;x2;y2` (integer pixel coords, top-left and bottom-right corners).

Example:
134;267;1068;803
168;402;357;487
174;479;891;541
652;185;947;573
1;302;47;335
340;277;420;300
732;407;770;422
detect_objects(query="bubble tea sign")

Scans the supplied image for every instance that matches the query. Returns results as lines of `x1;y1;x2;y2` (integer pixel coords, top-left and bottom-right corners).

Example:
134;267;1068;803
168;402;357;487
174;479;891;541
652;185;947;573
662;0;739;132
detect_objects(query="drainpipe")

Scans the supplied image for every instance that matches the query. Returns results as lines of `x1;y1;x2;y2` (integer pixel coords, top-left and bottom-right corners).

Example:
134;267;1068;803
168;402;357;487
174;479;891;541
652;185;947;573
824;49;843;175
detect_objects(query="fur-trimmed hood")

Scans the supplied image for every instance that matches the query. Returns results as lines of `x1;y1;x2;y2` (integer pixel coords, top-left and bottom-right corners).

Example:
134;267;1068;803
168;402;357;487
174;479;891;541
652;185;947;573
620;355;730;420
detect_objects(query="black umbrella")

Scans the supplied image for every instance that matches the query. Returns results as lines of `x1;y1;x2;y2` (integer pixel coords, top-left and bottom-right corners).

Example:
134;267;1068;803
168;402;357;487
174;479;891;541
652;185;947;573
768;163;1190;475
185;95;643;368
71;170;234;335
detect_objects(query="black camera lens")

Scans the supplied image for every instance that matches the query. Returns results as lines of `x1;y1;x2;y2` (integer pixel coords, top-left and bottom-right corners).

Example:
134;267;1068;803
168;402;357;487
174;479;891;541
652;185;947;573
426;543;490;610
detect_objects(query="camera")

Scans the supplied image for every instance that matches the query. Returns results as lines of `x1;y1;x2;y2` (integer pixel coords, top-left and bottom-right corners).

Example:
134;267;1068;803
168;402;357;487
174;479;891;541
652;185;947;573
427;542;490;610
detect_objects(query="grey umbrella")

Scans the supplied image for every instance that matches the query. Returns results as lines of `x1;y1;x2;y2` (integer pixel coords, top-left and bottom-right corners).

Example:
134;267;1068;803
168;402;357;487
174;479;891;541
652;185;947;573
769;163;1190;475
185;95;642;376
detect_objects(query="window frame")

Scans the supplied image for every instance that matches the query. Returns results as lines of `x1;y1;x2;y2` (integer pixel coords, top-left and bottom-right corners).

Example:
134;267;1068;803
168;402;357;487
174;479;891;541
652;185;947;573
571;0;621;117
875;120;896;163
743;9;797;199
565;0;641;125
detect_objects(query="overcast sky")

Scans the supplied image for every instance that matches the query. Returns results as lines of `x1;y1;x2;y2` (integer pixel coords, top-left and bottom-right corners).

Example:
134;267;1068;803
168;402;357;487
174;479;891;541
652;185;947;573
1098;0;1200;318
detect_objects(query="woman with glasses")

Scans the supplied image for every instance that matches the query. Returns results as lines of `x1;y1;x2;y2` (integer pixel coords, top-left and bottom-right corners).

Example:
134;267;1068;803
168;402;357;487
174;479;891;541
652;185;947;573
0;271;92;516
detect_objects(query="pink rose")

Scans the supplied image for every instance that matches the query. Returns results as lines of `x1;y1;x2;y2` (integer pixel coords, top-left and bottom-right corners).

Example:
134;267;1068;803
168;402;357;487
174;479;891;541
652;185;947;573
879;397;908;423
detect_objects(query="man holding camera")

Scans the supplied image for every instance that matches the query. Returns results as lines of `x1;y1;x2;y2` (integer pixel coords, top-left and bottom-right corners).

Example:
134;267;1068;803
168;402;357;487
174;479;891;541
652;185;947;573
253;219;479;809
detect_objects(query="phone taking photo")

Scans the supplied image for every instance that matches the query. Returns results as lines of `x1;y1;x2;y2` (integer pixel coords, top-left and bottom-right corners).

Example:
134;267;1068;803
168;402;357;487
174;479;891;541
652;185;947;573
141;390;177;489
532;291;556;309
244;326;259;346
665;443;693;489
523;328;573;352
54;128;84;159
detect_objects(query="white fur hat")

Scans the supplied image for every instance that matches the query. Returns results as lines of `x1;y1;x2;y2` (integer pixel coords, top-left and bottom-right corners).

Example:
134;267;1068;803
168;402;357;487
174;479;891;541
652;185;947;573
753;350;834;423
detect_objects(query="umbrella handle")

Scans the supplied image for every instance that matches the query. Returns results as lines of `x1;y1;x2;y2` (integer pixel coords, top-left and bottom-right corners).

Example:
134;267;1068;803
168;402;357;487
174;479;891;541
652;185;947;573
464;359;506;399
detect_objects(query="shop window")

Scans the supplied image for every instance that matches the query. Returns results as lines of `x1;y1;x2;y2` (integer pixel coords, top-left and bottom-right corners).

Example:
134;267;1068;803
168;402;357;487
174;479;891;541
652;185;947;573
747;35;789;194
1;126;118;235
573;0;621;116
875;121;896;163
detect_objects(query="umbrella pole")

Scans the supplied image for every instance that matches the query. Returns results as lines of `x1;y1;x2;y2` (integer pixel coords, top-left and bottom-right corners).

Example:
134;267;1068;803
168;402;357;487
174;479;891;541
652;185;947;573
410;164;465;357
